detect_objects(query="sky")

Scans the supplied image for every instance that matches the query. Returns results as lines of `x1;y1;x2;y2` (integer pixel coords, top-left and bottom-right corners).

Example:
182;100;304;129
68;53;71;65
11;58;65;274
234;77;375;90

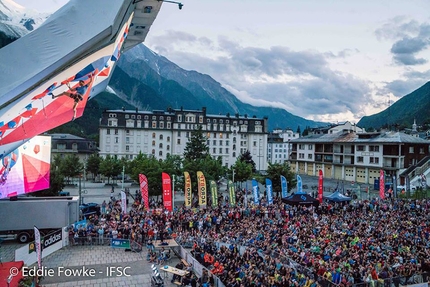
15;0;430;124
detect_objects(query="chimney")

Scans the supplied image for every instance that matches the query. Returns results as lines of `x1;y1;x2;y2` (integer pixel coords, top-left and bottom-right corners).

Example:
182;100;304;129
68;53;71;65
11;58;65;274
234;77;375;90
202;107;206;116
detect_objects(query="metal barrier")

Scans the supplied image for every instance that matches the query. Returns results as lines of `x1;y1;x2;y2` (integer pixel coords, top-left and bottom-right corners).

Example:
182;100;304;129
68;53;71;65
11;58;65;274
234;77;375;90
351;273;429;287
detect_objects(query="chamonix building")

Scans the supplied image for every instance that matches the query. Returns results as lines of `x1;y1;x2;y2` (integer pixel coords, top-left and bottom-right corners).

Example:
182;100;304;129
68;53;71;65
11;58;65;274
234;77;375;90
99;107;268;170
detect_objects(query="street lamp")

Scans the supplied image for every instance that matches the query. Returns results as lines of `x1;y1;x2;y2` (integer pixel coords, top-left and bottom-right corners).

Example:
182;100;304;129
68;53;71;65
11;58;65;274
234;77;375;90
157;0;184;9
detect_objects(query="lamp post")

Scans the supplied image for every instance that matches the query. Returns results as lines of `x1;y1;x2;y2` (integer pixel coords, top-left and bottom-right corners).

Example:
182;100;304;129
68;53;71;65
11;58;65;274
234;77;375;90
121;165;125;191
172;174;175;211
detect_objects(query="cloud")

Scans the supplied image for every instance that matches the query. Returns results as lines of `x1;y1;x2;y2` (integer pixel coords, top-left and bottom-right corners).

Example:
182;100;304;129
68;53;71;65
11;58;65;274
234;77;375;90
376;18;430;66
148;31;372;121
383;69;430;97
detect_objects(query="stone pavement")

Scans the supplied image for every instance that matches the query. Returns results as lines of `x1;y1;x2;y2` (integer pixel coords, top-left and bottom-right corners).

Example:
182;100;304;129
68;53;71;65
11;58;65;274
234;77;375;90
39;245;181;286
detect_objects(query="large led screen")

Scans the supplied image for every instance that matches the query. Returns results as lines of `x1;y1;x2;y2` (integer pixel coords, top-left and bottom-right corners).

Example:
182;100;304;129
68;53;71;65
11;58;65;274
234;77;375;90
0;13;133;157
0;135;51;199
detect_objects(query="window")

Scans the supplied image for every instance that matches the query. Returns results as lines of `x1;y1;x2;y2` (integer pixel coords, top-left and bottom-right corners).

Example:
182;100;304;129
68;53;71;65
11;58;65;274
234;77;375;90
178;115;182;122
167;136;170;142
126;129;130;135
213;148;216;153
213;140;216;145
159;151;163;156
308;154;312;159
159;134;163;140
299;153;304;159
152;116;156;120
213;133;217;138
177;139;181;144
409;147;414;153
126;137;130;144
107;129;110;135
299;144;305;150
125;114;129;119
369;145;379;152
126;145;130;152
308;145;313;150
167;122;171;129
152;122;157;128
114;129;118;135
357;145;365;151
357;156;364;163
152;140;155;146
57;143;66;150
143;6;152;13
159;143;163;148
177;131;181;137
233;152;236;157
420;147;424;154
137;115;141;119
152;133;156;138
144;115;149;120
370;157;379;164
219;148;222;153
152;149;155;155
167;145;170;151
159;122;164;129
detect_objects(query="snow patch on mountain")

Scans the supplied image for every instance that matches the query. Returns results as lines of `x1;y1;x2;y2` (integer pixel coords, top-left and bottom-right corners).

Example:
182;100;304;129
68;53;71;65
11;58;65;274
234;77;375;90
0;0;49;38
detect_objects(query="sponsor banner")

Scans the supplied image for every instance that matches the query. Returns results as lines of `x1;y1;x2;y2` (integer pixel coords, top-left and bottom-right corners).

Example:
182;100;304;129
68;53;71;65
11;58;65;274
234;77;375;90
266;178;273;205
280;175;288;198
197;171;207;208
29;229;62;254
252;179;259;205
210;180;218;208
297;175;303;193
121;191;127;214
162;172;172;212
184;171;192;208
139;174;149;209
379;170;385;200
111;239;130;249
228;180;236;207
318;170;323;204
34;226;42;269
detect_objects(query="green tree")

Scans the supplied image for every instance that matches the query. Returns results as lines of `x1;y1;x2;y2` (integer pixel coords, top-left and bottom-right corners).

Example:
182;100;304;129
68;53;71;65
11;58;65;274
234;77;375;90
35;154;65;196
99;154;122;184
183;125;209;161
129;153;164;197
239;150;256;173
265;162;297;197
86;154;101;181
62;154;83;184
232;158;252;186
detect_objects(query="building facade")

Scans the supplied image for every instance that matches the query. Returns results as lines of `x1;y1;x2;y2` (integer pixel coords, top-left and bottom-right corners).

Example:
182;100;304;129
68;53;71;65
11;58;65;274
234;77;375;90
98;107;268;169
267;128;300;164
289;130;430;185
50;133;98;163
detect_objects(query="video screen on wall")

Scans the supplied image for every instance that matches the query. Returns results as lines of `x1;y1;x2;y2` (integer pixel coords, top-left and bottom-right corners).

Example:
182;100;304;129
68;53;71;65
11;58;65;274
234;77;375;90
0;135;51;199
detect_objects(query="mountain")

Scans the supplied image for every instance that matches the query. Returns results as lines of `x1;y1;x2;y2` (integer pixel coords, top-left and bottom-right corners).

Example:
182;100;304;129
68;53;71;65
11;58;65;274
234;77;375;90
358;82;430;130
0;0;48;46
110;44;325;131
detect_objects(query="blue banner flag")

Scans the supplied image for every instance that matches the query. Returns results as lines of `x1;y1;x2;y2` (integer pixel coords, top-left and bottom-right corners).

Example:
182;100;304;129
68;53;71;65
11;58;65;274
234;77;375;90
297;175;303;194
281;175;288;198
266;178;273;205
252;179;259;205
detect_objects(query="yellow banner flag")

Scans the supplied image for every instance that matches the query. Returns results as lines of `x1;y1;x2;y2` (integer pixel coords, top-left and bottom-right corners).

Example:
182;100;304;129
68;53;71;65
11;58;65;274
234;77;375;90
184;171;192;208
197;171;207;208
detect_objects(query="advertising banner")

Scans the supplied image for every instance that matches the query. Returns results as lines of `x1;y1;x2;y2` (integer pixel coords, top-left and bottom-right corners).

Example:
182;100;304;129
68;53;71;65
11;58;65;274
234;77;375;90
318;170;323;203
297;175;303;193
162;172;172;212
281;175;288;198
197;171;207;208
34;226;42;269
111;239;130;249
228;180;236;207
379;170;385;199
210;180;218;208
266;178;273;205
29;229;62;253
139;173;149;210
184;171;192;208
121;191;127;214
252;179;259;205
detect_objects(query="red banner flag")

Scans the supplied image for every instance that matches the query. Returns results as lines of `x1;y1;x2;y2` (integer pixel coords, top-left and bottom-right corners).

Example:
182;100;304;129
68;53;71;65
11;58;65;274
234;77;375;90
139;174;149;210
318;169;323;203
162;172;172;211
379;170;385;200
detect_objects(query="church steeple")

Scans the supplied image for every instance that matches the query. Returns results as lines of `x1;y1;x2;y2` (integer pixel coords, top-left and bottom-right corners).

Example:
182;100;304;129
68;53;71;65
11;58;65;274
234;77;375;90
412;119;417;132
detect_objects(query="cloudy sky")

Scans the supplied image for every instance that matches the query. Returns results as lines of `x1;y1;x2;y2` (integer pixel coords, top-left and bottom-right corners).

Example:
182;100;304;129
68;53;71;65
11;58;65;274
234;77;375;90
16;0;430;124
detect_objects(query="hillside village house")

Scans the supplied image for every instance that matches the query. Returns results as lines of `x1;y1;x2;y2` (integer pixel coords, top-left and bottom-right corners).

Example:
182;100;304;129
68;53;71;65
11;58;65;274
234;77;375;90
98;107;268;170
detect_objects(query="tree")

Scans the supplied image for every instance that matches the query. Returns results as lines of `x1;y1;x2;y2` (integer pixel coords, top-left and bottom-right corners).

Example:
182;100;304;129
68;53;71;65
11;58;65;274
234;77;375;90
232;158;252;186
35;154;65;196
183;125;209;161
239;150;256;173
265;162;297;197
99;155;122;184
296;125;301;135
86;154;101;181
62;154;83;184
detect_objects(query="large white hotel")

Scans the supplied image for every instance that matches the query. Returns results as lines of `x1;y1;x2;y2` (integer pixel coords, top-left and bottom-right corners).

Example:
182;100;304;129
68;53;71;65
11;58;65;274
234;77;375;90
98;107;268;170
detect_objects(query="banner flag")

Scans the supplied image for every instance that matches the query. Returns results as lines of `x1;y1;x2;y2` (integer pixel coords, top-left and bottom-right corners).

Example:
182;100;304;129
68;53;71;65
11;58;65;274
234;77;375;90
162;172;173;211
121;191;127;214
184;171;192;208
265;178;273;205
34;226;42;269
244;181;248;208
379;170;385;200
228;180;236;207
297;175;303;193
197;171;207;208
280;175;288;198
318;170;323;203
139;174;149;210
252;179;259;205
210;180;218;208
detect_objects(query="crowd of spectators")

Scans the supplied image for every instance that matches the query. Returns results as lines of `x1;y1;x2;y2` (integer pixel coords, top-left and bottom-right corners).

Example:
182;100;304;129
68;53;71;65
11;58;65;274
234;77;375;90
68;189;430;287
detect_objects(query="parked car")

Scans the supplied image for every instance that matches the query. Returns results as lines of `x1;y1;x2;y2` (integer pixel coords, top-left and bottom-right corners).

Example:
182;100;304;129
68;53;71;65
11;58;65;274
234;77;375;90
79;202;100;218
